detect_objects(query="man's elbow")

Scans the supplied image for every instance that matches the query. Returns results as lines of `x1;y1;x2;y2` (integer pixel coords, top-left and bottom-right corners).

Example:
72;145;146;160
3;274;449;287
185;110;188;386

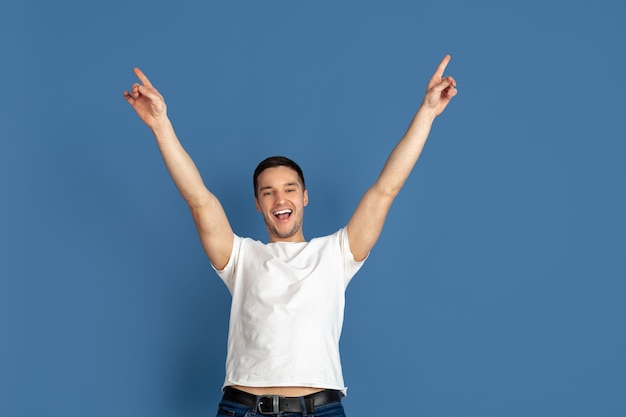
372;181;402;201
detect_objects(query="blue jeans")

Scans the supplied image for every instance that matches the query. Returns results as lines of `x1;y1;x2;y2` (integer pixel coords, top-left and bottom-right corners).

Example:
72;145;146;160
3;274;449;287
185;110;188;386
215;399;346;417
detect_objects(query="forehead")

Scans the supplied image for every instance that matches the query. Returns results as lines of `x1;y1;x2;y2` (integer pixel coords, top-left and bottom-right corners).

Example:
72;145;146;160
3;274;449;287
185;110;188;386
256;166;302;189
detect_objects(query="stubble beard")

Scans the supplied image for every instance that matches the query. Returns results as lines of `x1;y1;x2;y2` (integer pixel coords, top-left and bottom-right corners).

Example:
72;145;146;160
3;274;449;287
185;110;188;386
264;213;303;240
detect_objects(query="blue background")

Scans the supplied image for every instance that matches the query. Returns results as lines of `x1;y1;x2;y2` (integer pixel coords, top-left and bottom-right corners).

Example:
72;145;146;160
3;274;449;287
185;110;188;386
1;1;625;416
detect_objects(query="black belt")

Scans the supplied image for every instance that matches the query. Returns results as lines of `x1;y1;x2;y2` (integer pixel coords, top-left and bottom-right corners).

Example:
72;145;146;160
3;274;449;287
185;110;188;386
222;387;342;415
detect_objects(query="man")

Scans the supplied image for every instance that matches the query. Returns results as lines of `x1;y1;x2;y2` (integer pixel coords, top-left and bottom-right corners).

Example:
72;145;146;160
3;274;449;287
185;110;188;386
124;55;457;416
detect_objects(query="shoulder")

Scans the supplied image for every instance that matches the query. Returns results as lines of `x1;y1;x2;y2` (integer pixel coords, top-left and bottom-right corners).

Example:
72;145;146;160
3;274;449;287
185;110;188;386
307;228;356;260
312;227;346;241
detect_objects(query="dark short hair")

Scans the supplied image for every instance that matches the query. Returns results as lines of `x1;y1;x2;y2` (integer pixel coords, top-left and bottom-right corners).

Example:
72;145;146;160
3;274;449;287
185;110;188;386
253;156;306;197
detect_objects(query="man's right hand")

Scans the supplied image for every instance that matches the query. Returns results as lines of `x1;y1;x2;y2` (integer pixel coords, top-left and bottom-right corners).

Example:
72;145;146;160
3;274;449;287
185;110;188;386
123;68;168;130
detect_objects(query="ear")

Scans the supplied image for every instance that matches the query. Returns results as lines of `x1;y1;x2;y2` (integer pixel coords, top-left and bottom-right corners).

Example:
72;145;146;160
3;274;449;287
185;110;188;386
255;197;262;212
303;189;309;207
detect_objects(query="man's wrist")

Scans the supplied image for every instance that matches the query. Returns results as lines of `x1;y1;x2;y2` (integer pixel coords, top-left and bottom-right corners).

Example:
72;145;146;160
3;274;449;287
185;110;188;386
414;106;437;123
150;116;173;135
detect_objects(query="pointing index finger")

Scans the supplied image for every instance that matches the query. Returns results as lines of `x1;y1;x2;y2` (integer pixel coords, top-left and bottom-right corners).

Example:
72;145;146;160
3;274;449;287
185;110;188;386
434;54;451;78
133;67;153;87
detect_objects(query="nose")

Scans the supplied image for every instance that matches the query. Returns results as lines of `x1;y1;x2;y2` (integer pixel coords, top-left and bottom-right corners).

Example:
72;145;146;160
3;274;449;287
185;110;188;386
274;190;286;204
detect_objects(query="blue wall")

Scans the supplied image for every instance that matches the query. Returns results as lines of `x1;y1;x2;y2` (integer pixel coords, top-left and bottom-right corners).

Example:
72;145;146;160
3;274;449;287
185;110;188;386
2;1;625;416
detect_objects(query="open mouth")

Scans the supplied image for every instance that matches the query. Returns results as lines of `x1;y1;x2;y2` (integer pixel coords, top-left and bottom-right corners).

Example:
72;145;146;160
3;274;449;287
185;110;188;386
273;209;292;220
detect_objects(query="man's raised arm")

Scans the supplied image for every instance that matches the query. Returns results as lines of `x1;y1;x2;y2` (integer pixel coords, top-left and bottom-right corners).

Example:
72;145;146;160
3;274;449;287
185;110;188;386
346;55;457;261
124;68;233;270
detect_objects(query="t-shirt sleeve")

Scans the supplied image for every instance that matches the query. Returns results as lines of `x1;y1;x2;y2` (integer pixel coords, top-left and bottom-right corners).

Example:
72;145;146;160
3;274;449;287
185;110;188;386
338;227;368;286
212;233;241;292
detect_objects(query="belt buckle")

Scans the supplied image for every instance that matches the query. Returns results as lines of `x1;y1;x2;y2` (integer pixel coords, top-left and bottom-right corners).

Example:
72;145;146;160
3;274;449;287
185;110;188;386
258;395;282;415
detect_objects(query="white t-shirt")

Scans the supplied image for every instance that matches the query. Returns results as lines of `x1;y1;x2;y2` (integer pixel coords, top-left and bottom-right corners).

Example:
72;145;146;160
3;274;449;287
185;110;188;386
214;227;365;395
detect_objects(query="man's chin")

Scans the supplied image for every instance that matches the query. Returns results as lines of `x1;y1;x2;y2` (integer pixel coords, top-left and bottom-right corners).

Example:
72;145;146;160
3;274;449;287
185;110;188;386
272;229;297;240
267;222;301;241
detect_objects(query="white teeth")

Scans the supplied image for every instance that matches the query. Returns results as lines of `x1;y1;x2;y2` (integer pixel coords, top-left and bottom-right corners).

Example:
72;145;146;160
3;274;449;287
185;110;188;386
273;209;292;215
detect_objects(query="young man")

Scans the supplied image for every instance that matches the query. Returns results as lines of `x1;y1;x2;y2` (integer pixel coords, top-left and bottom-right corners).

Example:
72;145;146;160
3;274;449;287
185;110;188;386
124;55;457;416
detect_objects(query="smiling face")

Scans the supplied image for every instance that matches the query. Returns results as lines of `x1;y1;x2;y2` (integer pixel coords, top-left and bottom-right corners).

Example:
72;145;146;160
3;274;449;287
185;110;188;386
255;165;309;243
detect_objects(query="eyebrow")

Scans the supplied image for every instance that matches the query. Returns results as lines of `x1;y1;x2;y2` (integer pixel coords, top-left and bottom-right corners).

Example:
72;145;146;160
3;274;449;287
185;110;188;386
258;182;301;192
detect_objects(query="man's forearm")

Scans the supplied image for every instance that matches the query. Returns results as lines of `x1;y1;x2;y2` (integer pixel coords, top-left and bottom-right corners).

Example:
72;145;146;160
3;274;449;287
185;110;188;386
150;118;212;207
376;106;436;196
